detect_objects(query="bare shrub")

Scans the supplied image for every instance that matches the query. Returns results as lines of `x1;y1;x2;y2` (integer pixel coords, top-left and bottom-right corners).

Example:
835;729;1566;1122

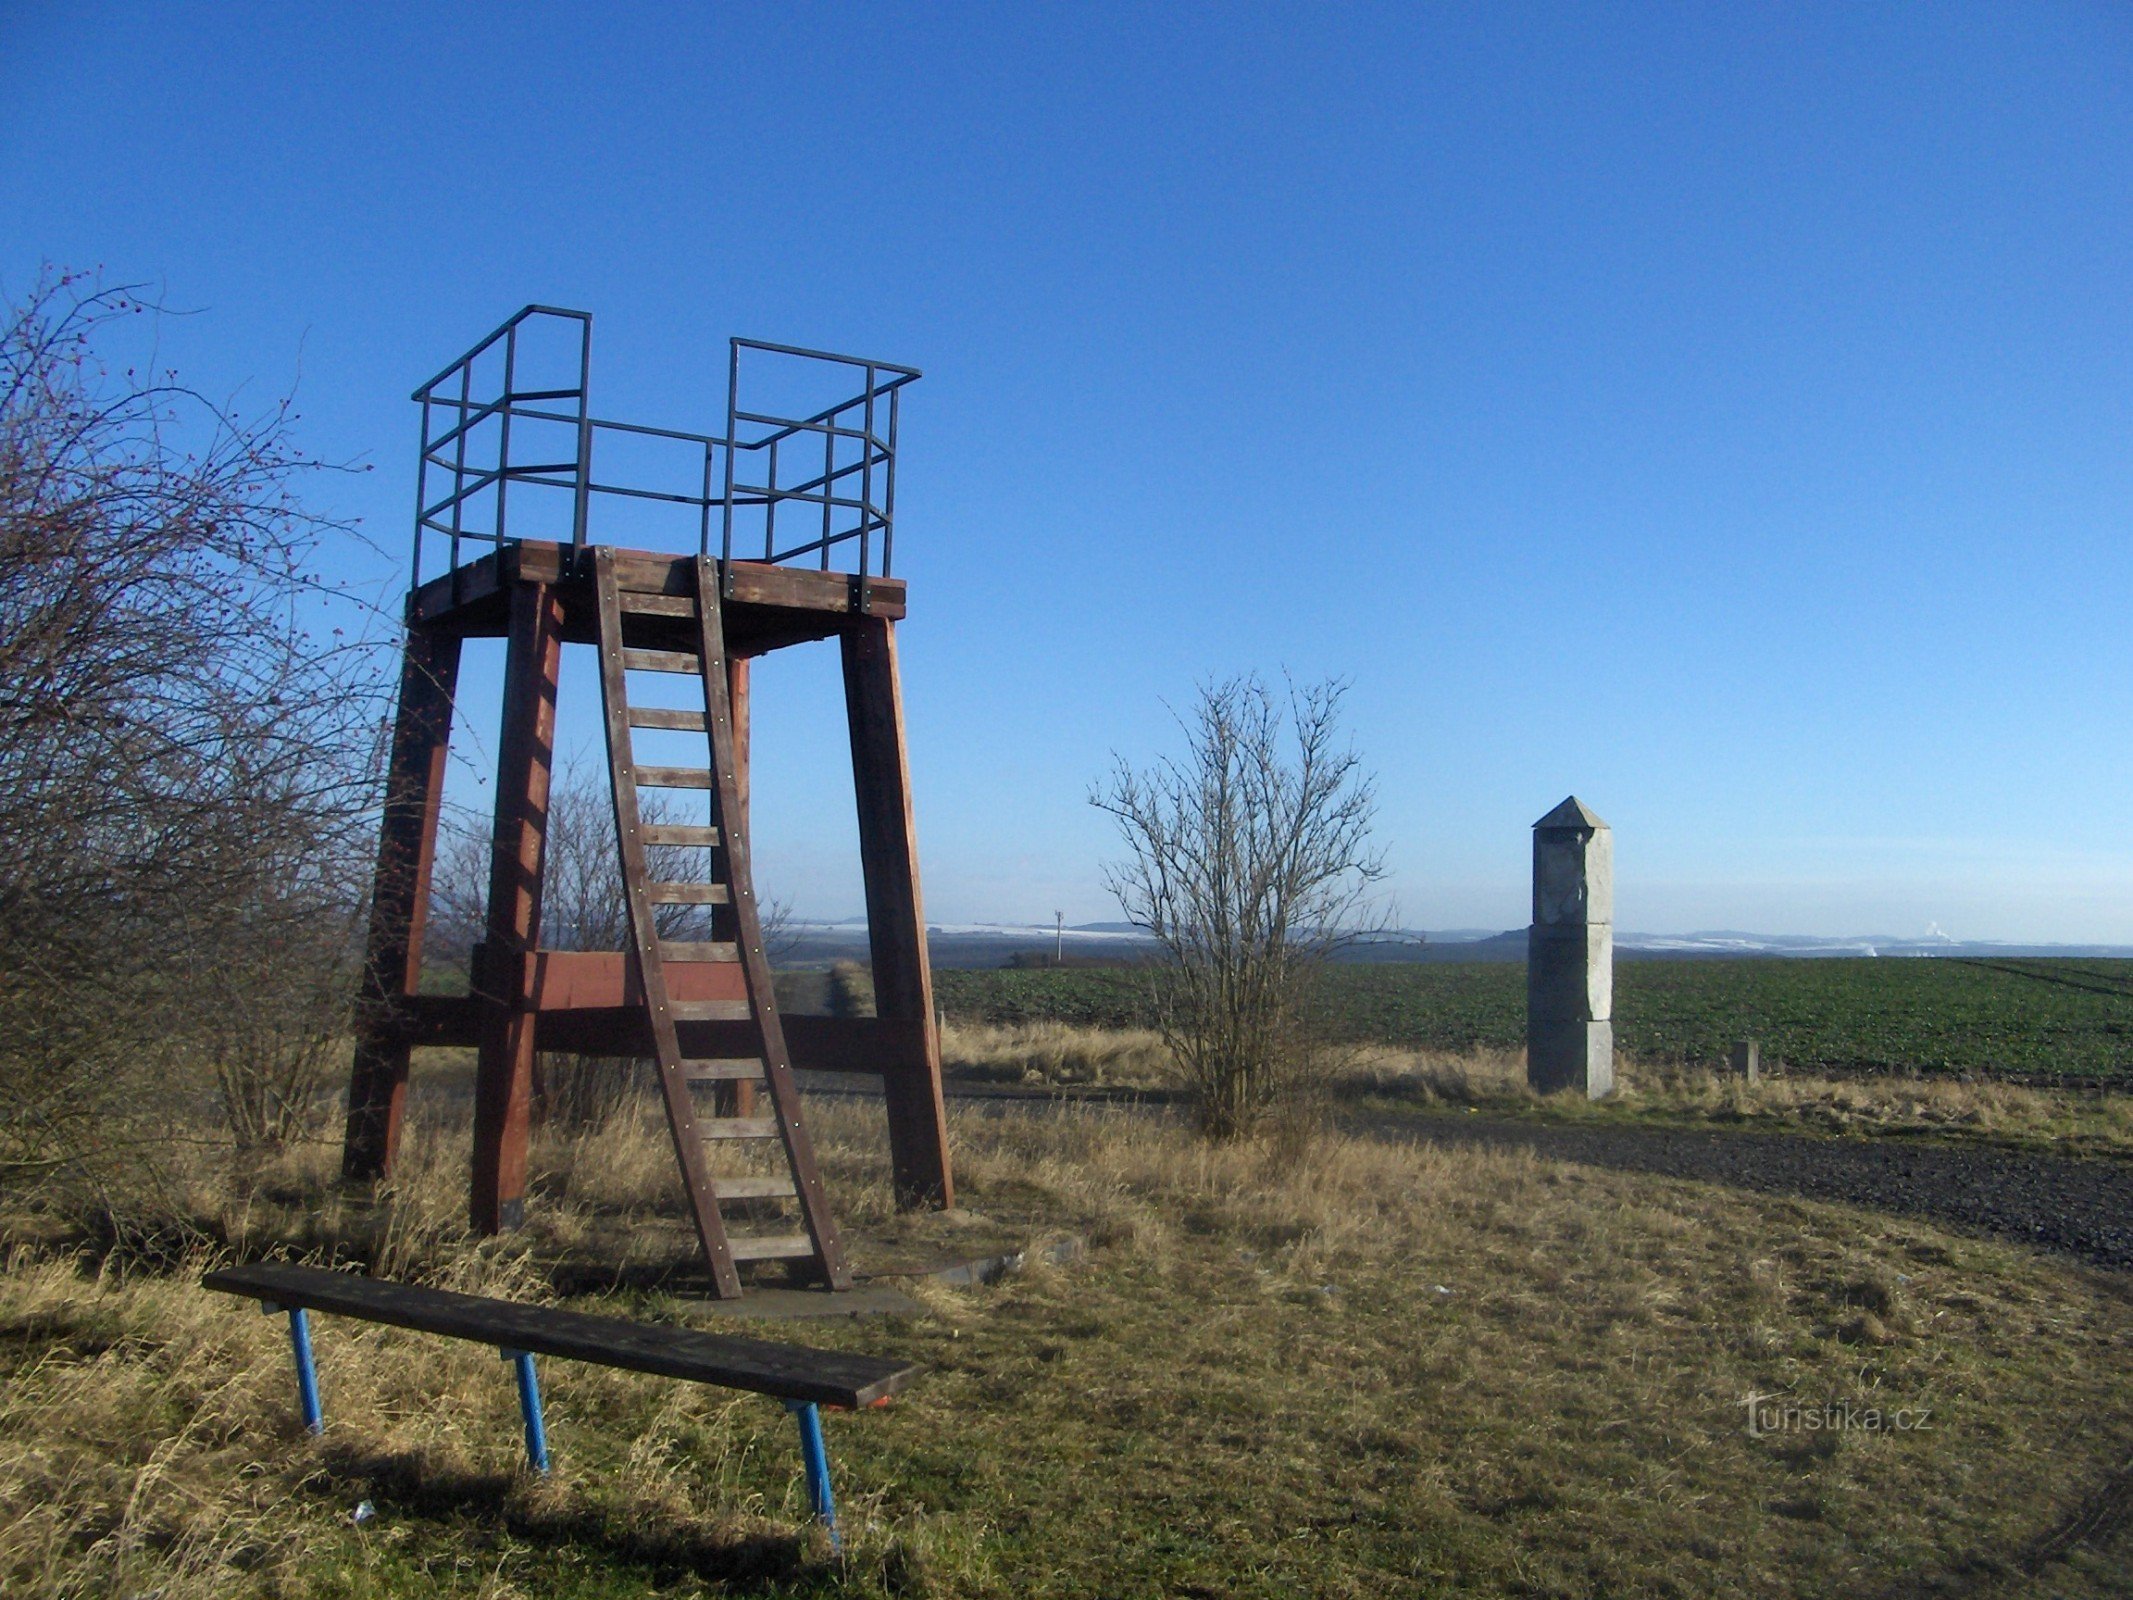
1092;675;1385;1139
428;762;796;1130
0;272;382;1201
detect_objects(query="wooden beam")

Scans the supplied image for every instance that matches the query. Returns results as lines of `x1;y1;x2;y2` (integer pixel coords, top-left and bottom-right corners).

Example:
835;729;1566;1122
520;952;747;1010
394;1001;928;1076
596;547;743;1295
407;543;907;650
720;653;757;1119
842;617;954;1209
344;621;462;1182
471;581;564;1234
202;1263;922;1407
695;555;851;1291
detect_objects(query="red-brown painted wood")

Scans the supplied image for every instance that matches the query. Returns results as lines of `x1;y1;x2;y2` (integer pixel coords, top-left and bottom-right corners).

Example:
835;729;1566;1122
841;617;954;1209
596;549;744;1296
521;952;747;1009
695;557;852;1289
470;581;564;1234
344;621;462;1181
719;653;757;1119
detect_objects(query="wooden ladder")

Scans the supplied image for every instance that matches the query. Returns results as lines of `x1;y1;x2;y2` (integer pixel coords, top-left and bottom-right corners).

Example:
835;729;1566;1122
593;548;851;1298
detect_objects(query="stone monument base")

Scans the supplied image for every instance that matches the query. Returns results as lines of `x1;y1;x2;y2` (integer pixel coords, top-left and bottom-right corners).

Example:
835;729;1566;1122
1527;1019;1614;1099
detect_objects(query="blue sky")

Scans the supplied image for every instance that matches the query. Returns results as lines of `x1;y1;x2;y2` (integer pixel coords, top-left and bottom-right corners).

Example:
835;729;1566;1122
4;3;2128;940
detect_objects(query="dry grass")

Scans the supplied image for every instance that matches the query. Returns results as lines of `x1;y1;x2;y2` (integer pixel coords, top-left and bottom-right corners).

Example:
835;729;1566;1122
2;1084;2130;1596
1337;1042;2133;1156
937;1017;2133;1161
937;1019;1176;1091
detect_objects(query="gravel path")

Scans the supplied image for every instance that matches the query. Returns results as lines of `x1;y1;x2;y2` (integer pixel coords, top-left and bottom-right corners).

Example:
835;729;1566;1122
1362;1110;2133;1273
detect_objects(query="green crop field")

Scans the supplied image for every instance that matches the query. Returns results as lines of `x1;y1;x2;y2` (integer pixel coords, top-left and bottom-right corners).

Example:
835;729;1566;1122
934;958;2133;1081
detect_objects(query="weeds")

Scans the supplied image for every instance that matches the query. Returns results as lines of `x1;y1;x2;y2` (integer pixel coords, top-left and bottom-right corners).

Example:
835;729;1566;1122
1337;1043;2133;1156
0;1067;2128;1596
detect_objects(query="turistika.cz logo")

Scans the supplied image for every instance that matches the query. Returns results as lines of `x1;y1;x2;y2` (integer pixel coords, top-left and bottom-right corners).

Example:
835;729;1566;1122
1743;1394;1932;1438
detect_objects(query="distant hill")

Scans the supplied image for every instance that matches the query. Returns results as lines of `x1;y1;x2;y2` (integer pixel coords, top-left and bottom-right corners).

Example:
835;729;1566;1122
777;919;2133;970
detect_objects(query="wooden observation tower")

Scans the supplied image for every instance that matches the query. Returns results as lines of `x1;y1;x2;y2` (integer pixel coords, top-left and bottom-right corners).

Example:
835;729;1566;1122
340;307;952;1297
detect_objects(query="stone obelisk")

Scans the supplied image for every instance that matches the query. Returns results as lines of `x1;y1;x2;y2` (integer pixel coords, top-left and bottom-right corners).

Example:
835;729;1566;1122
1527;797;1614;1098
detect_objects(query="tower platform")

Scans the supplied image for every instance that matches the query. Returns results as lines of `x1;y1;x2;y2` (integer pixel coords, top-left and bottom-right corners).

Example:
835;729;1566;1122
341;309;950;1290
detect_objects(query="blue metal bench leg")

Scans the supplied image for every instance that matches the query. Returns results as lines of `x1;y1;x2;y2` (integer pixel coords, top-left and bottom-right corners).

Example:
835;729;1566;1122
786;1400;839;1549
502;1349;549;1473
264;1302;323;1435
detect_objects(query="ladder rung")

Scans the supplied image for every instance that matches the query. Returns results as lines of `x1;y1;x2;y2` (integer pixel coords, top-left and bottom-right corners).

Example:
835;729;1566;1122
662;940;739;962
629;708;708;732
669;998;753;1022
647;882;730;904
623;648;701;674
701;1116;781;1139
617;592;697;616
683;1057;763;1081
642;823;720;846
711;1175;797;1200
726;1234;816;1261
635;765;714;790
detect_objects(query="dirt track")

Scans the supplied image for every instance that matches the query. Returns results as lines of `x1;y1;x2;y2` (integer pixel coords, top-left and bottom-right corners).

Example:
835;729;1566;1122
1361;1109;2133;1273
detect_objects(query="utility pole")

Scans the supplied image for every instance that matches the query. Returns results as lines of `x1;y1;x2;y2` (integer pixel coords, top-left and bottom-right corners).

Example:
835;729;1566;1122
1054;910;1065;966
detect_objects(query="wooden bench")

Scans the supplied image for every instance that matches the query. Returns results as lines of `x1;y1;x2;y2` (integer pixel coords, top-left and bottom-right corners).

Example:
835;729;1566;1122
203;1262;922;1545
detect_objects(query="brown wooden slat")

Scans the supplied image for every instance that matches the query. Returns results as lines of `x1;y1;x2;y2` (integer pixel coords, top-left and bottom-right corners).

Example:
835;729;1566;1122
389;1002;928;1073
661;940;738;962
517;951;744;1011
345;623;464;1182
726;1234;816;1261
683;1058;763;1081
669;999;754;1022
700;1116;781;1139
629;707;708;732
409;548;506;624
647;882;730;905
635;765;715;790
607;550;906;619
843;616;954;1209
472;580;566;1236
421;544;909;629
644;832;720;857
617;592;698;617
722;560;909;619
623;648;701;674
710;1175;796;1200
641;825;720;847
595;548;742;1297
693;555;853;1290
609;551;696;596
202;1264;919;1407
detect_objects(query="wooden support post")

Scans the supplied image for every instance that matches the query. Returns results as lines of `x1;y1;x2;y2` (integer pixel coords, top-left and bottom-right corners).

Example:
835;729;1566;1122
344;622;462;1181
720;653;757;1118
729;654;752;835
471;582;564;1233
841;617;954;1209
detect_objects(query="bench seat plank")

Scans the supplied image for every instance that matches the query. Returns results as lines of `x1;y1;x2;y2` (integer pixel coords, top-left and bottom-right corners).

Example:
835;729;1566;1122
203;1263;919;1408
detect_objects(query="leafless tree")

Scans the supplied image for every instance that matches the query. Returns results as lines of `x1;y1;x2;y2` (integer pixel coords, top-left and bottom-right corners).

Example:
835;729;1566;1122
428;761;796;1128
0;272;383;1195
1092;675;1385;1138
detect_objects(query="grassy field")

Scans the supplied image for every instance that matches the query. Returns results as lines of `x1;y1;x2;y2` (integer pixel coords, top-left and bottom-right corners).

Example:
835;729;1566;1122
937;1019;2133;1158
3;1089;2132;1597
935;957;2133;1082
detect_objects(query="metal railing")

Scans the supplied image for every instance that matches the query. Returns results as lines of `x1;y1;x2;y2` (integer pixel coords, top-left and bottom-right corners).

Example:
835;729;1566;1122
410;307;918;590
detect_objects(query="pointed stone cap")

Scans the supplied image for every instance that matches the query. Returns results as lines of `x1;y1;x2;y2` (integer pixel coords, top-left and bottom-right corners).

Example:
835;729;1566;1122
1535;795;1607;831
